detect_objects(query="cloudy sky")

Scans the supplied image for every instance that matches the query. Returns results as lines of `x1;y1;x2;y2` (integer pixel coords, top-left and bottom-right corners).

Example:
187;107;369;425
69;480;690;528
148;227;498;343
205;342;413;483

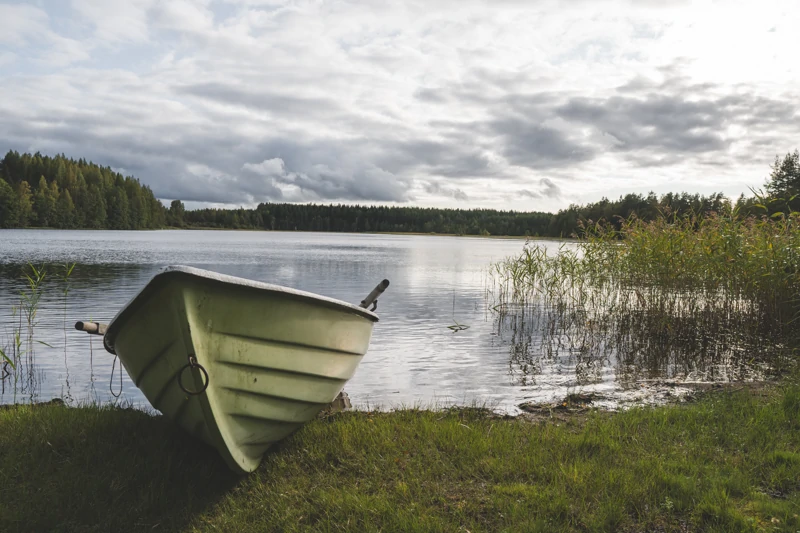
1;0;798;211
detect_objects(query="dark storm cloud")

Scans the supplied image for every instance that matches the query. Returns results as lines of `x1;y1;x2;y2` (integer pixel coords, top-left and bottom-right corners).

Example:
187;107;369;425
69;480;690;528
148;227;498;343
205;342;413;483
557;95;726;153
278;163;412;202
373;139;492;178
487;117;596;169
5;66;798;206
460;72;800;172
555;90;799;161
0;108;278;203
0;96;414;203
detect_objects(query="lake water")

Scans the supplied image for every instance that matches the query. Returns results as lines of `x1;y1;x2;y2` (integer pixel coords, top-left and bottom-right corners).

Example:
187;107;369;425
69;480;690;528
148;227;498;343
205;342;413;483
0;229;703;412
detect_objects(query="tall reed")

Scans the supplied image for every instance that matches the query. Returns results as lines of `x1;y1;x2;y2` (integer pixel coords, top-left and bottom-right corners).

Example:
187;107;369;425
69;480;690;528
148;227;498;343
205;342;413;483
491;208;800;385
0;264;71;401
59;263;76;402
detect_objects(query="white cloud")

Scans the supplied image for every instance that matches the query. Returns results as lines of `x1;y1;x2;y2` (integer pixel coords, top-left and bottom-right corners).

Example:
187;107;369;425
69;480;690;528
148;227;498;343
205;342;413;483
153;0;215;34
0;3;89;64
71;0;155;43
0;0;798;210
0;4;49;44
0;51;16;67
243;158;285;177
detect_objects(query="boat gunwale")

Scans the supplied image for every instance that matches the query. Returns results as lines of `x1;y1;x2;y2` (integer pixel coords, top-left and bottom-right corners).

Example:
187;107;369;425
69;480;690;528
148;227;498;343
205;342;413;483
103;265;379;354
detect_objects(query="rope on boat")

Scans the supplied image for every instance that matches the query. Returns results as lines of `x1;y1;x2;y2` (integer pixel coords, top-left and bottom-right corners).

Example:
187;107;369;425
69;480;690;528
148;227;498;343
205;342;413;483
177;354;209;396
109;354;123;398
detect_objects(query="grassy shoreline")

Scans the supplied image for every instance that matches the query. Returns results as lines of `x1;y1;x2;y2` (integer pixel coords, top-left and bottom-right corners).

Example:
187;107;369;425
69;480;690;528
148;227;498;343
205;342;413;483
2;385;799;532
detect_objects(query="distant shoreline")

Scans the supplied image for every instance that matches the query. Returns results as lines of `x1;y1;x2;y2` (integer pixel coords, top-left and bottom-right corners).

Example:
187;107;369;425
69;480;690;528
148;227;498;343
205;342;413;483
175;227;560;240
2;226;574;240
167;227;576;241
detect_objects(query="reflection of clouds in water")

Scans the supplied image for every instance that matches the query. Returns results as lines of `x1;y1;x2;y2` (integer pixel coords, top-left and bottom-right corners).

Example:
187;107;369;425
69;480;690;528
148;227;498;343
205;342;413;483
10;230;756;412
1;229;536;410
5;229;779;413
354;236;560;411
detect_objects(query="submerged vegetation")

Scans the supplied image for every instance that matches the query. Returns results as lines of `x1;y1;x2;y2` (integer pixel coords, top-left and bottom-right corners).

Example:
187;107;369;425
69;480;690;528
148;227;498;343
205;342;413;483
1;385;800;532
491;203;800;386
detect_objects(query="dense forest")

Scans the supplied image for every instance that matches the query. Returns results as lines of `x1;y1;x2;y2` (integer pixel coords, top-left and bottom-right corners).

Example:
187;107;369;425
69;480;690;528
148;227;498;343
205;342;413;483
174;193;728;237
177;203;555;236
1;150;798;236
0;151;164;230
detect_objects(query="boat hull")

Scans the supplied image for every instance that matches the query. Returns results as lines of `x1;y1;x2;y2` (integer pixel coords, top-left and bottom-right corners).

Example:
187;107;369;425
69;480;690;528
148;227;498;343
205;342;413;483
105;266;377;473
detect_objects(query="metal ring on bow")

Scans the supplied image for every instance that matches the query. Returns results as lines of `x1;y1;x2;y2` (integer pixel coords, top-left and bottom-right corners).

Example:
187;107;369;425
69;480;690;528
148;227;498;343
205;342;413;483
177;354;209;395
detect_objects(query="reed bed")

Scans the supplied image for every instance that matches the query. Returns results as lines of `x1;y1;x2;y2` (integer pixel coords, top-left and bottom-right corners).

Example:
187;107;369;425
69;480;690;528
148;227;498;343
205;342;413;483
490;210;800;385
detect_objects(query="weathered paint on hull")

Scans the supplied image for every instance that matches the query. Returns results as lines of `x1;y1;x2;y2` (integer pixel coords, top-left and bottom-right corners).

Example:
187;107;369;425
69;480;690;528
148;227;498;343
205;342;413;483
107;267;377;473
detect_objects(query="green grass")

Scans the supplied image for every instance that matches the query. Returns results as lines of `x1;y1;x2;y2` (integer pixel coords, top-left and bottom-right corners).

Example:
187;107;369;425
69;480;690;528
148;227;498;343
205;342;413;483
2;386;800;532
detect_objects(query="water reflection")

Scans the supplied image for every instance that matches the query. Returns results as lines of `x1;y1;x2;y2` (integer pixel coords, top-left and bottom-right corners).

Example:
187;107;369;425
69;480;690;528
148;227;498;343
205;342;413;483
491;281;794;409
2;230;549;410
1;229;784;413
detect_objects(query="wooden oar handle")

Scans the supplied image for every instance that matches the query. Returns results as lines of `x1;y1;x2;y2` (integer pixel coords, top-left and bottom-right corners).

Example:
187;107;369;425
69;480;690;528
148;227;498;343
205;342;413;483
360;279;390;309
75;321;108;335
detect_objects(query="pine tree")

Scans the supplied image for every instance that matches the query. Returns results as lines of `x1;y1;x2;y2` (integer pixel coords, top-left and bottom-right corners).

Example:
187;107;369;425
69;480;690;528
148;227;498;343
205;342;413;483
766;150;800;199
127;184;145;229
53;189;76;228
86;187;107;228
148;193;165;228
1;151;22;183
16;181;33;226
65;164;78;192
72;172;88;228
33;176;53;227
107;188;130;229
55;160;67;188
0;178;19;227
47;181;60;228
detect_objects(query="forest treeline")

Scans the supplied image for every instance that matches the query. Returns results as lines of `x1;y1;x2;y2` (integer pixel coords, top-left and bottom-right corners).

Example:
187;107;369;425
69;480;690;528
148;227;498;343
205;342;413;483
1;150;798;236
0;151;164;230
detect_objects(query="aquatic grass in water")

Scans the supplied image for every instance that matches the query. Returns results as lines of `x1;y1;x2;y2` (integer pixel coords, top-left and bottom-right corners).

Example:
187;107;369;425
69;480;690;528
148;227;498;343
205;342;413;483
491;209;800;388
1;263;78;402
1;264;48;399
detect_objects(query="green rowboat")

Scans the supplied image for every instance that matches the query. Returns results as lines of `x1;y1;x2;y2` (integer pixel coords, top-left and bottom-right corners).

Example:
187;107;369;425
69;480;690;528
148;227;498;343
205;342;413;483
77;266;386;473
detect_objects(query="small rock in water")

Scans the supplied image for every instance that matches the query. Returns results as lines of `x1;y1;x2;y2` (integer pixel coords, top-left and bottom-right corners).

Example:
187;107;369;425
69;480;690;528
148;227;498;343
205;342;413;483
562;392;603;405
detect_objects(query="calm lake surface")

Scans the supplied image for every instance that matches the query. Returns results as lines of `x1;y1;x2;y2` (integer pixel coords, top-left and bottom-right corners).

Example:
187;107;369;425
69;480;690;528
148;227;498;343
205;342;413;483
1;229;696;412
